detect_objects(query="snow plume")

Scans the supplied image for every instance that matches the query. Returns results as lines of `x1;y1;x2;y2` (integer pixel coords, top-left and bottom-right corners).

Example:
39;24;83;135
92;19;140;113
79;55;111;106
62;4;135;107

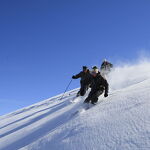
108;58;150;91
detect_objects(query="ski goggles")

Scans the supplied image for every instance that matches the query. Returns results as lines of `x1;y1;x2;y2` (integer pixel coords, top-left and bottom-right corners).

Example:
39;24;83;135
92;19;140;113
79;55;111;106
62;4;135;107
91;71;97;76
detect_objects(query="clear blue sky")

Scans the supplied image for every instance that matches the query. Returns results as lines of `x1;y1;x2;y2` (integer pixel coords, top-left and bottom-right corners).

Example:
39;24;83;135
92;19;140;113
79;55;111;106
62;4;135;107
0;0;150;115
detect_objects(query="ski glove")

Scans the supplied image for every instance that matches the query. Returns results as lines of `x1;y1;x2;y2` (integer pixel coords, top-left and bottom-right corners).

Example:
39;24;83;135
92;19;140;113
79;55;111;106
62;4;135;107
104;93;108;97
72;76;76;79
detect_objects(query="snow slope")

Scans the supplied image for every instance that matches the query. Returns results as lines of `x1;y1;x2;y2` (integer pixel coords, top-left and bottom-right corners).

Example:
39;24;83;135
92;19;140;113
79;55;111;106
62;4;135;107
0;62;150;150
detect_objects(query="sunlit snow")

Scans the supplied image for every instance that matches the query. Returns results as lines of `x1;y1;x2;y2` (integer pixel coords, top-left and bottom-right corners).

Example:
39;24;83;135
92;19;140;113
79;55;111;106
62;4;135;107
0;61;150;150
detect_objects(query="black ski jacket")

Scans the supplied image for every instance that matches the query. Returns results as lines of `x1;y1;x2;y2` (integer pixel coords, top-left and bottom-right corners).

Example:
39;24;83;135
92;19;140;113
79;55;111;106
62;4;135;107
90;73;109;95
73;70;92;85
101;61;113;71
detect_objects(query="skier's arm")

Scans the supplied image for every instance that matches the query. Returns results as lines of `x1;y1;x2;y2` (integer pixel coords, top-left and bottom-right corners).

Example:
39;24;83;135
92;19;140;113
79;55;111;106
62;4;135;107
72;72;82;79
100;62;105;70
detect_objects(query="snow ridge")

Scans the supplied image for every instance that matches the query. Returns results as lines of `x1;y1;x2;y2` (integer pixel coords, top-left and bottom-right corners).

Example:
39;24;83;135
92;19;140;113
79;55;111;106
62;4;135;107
0;62;150;150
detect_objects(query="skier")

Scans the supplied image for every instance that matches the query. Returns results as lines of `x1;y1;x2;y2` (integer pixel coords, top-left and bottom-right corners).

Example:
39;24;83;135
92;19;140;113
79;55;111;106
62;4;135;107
100;59;113;77
84;66;109;104
72;66;92;97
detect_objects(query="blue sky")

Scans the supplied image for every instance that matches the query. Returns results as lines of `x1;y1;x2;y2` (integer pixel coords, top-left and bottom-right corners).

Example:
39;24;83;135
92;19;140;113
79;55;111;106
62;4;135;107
0;0;150;115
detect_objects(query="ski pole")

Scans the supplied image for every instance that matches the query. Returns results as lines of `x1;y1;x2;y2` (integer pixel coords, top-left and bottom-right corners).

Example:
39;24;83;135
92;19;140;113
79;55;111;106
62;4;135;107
59;79;73;100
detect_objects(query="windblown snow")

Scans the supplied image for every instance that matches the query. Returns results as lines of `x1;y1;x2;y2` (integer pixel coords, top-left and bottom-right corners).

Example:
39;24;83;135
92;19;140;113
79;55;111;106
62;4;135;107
0;61;150;150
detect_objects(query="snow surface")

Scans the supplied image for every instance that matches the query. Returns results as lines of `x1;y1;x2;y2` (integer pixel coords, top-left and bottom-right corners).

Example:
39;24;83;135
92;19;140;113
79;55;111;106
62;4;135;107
0;61;150;150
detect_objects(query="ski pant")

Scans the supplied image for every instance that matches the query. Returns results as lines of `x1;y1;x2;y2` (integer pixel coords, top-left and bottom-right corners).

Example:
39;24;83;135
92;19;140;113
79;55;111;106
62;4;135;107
84;90;103;103
77;83;89;96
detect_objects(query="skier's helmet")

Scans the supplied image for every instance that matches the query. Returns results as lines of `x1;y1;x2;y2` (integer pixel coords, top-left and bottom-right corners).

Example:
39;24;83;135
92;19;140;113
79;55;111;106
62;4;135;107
82;66;88;71
92;66;99;73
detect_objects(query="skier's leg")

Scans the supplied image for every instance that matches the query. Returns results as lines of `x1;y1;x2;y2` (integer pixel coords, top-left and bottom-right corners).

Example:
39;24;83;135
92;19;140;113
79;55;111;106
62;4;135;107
76;90;80;97
76;82;83;97
84;90;93;103
91;97;98;104
80;84;88;96
91;90;103;104
84;97;90;103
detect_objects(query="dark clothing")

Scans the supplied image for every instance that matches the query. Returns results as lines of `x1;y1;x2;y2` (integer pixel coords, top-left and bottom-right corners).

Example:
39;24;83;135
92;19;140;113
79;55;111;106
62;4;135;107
73;70;92;85
90;73;108;94
84;73;109;103
85;90;103;104
101;61;113;71
73;70;92;96
77;84;89;96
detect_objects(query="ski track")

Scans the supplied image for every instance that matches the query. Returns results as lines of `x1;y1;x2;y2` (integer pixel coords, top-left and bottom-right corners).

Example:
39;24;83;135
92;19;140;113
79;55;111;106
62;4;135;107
0;63;150;150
